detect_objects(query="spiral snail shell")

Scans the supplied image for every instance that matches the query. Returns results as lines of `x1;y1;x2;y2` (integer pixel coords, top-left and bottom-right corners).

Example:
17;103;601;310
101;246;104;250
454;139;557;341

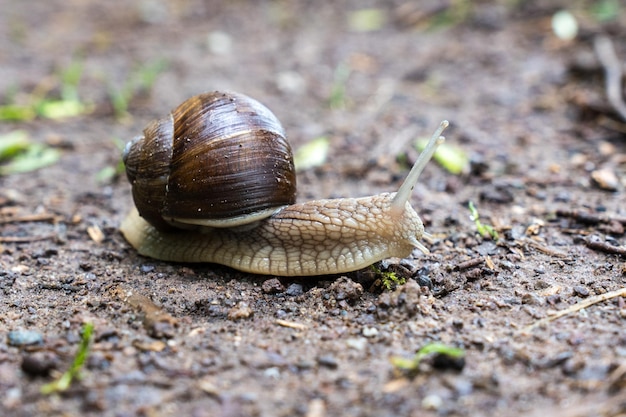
120;91;449;276
122;91;296;231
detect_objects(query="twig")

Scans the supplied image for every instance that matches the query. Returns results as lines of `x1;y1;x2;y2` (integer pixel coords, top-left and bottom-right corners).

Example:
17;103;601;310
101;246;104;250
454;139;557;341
521;238;569;258
594;36;626;122
521;287;626;333
455;257;484;271
276;319;308;330
556;209;626;226
0;234;55;243
0;213;61;224
585;235;626;257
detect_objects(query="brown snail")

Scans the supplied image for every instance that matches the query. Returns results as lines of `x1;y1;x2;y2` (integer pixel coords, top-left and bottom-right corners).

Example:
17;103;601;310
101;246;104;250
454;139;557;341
120;91;448;276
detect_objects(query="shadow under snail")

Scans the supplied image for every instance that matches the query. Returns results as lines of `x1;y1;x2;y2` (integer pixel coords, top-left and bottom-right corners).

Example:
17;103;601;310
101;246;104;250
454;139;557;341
120;91;448;276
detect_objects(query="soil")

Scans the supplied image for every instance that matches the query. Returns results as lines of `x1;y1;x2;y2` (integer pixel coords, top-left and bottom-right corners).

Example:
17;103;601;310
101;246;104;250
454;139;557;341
1;1;626;416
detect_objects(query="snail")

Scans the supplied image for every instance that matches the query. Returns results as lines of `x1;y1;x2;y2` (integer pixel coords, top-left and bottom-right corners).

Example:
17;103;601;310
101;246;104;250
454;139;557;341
120;91;448;276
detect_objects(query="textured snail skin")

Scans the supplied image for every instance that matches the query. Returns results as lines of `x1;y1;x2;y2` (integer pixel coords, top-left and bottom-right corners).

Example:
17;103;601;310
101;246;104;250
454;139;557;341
120;192;424;276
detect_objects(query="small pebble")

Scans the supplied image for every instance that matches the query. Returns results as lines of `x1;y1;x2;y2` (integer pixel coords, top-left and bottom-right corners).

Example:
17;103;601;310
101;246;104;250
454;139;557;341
521;293;544;306
432;353;466;371
285;283;303;296
346;337;367;351
206;31;232;55
263;367;280;379
572;285;589;297
591;169;619;191
227;302;253;320
479;186;514;204
422;394;443;410
362;327;378;338
317;355;338;369
8;330;43;346
21;352;58;376
262;278;285;294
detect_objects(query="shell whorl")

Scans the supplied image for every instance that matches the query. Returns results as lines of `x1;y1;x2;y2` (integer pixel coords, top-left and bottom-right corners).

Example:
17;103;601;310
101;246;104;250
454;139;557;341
123;91;297;231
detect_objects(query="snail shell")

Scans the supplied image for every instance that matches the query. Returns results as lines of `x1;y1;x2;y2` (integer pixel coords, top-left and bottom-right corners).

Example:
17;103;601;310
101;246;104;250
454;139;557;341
122;91;296;231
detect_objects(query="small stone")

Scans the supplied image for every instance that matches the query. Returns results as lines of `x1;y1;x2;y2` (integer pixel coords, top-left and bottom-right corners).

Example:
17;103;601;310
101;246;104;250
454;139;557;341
346;337;367;351
317;355;338;369
148;320;176;339
479;186;514;204
21;352;58;376
591;169;620;191
422;394;443;410
327;277;363;302
8;330;43;347
432;352;466;371
285;283;303;296
362;326;378;338
206;31;232;55
227;302;253;320
521;293;544;305
262;278;285;294
572;285;590;297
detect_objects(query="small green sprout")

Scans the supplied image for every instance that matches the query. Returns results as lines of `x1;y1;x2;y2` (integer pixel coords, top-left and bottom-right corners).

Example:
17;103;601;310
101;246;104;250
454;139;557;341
391;342;465;373
590;0;620;22
370;264;407;291
0;131;61;176
0;104;36;121
0;58;89;121
108;59;168;119
41;322;94;395
468;201;499;240
329;62;351;109
95;137;127;184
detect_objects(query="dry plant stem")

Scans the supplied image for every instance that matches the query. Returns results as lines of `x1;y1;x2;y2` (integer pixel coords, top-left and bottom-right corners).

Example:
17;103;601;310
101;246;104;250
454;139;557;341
594;36;626;122
556;209;626;226
275;319;307;330
521;287;626;333
455;257;484;271
0;213;60;224
0;234;55;243
585;235;626;257
521;238;569;258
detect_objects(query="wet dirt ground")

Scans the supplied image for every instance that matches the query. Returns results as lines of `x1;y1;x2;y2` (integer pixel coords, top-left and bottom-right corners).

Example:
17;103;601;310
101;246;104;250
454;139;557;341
1;1;626;416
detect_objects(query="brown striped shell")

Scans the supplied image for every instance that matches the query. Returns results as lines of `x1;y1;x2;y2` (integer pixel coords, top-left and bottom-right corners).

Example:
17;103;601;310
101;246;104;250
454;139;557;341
123;91;296;231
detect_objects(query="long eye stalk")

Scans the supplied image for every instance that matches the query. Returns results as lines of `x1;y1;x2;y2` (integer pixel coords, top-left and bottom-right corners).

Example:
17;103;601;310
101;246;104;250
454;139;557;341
391;120;448;212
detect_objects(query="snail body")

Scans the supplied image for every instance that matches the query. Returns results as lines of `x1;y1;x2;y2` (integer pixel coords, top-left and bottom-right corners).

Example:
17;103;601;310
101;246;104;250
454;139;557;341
120;91;448;276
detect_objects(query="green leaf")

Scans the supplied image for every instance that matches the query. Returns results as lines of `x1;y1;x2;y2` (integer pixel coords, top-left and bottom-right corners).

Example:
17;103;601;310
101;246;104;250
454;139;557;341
0;135;61;176
36;99;87;119
348;8;386;32
590;0;620;22
294;136;330;172
0;104;36;121
416;138;468;175
0;130;30;160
